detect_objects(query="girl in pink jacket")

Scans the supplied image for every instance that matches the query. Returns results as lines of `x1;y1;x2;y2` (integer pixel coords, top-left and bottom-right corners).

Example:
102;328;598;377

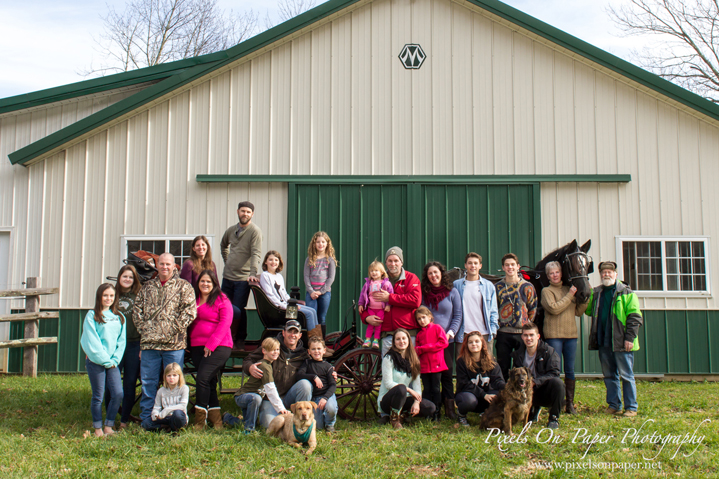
414;306;448;422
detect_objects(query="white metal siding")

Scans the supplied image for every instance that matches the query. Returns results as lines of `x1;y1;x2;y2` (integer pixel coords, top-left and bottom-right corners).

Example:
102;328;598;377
2;0;719;309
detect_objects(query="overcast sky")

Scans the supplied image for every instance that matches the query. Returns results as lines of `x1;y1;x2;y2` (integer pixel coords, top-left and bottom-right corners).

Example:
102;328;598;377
0;0;649;99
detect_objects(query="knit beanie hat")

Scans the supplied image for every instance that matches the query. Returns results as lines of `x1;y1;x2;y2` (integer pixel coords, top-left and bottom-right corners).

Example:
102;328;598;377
385;246;404;264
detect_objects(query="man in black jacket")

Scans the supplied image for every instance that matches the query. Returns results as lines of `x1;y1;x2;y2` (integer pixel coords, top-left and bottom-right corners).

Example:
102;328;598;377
241;320;311;429
510;323;564;429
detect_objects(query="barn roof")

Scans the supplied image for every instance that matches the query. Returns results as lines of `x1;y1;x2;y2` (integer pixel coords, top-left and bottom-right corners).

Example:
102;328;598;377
7;0;719;166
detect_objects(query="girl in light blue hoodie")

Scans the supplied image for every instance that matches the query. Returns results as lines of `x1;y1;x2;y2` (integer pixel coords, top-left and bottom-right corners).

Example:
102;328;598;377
80;283;126;437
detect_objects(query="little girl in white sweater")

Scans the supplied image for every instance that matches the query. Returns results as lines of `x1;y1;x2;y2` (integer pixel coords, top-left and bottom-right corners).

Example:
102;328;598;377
141;363;189;432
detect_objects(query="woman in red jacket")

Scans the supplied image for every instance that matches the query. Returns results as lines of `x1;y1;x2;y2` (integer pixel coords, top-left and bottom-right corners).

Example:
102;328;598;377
414;306;449;422
188;270;233;430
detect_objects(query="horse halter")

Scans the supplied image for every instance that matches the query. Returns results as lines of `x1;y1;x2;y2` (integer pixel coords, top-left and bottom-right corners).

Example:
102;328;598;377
563;251;592;282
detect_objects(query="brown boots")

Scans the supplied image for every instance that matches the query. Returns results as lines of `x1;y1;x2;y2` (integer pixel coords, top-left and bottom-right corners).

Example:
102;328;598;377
444;398;457;420
208;407;223;430
389;410;403;429
195;406;224;430
194;406;207;431
564;379;577;414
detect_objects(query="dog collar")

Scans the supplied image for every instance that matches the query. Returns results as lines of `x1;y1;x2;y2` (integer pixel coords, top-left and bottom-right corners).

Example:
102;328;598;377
293;423;314;444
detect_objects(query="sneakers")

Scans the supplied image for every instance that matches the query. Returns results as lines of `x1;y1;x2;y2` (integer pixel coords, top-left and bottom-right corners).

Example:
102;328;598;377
325;425;336;433
242;429;255;435
605;407;622;415
223;413;241;428
362;339;372;348
457;415;470;427
371;339;380;349
622;410;638;417
547;415;559;429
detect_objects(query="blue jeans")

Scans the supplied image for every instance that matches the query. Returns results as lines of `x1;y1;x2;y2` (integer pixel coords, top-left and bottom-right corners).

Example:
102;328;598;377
86;358;123;429
598;346;638;412
257;379;313;429
141;410;187;431
139;349;185;421
221;278;251;342
313;394;338;429
299;305;319;330
235;392;262;431
118;340;141;423
545;338;578;380
305;291;331;326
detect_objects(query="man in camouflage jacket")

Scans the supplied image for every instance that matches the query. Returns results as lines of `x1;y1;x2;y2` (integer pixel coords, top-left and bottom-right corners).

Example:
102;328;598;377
134;253;197;422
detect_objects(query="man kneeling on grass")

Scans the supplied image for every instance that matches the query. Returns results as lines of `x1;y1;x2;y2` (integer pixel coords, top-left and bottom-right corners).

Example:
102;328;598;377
510;323;564;429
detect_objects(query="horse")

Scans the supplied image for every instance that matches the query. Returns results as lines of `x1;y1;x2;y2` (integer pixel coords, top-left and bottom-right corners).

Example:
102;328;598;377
447;239;593;337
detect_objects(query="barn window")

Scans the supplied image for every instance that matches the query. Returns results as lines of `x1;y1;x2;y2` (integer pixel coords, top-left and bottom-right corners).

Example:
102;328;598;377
121;236;214;267
617;237;710;295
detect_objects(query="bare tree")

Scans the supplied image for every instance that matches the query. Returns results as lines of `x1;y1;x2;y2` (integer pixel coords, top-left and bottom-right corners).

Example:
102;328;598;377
608;0;719;102
87;0;259;75
277;0;319;22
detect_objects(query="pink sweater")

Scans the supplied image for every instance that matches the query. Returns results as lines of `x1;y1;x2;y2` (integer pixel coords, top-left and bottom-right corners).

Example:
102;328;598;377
414;322;449;374
189;294;234;351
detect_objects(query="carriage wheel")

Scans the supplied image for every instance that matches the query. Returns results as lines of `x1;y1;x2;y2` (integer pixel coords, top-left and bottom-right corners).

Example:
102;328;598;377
334;348;382;421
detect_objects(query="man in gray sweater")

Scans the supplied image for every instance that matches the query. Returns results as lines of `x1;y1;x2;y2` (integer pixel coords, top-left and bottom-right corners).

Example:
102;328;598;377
220;201;263;349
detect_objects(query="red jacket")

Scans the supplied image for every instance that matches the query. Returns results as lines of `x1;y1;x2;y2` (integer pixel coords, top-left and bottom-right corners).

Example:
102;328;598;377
415;322;449;374
361;269;422;332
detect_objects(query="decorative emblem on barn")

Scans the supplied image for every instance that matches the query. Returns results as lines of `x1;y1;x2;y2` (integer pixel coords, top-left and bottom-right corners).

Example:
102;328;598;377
399;44;426;69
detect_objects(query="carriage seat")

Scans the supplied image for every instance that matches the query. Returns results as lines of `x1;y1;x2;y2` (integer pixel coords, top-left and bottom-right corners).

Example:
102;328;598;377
250;285;308;342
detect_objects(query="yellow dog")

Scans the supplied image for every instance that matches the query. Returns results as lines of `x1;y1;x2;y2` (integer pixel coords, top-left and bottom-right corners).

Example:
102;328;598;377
267;401;318;455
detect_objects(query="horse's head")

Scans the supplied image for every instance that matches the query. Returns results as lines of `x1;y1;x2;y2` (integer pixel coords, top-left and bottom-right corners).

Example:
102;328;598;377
563;240;593;302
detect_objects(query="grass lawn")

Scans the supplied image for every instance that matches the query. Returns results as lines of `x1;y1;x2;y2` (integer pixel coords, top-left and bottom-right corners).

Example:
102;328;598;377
0;375;716;478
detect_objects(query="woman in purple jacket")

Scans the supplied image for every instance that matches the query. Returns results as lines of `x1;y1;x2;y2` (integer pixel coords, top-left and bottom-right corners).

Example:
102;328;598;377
180;235;217;289
188;269;233;430
421;261;462;419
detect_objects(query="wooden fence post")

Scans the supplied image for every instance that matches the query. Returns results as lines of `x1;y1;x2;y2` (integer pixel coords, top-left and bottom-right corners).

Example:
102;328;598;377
23;277;39;377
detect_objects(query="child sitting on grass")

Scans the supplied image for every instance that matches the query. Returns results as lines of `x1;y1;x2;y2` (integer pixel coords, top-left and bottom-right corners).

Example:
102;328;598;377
414;306;449;422
229;337;289;434
297;337;338;432
141;362;189;432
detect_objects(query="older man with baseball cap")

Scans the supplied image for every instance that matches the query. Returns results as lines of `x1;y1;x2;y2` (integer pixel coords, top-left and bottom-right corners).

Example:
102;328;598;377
585;261;643;417
362;246;422;355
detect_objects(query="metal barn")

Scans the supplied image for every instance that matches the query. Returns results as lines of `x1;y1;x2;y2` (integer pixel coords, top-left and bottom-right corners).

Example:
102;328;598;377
1;0;718;375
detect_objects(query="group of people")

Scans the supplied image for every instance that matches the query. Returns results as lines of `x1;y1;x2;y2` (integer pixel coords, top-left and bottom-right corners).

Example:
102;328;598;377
364;247;643;429
79;200;644;437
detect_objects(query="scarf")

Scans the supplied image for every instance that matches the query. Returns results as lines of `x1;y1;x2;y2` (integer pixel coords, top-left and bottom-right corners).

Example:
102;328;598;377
293;422;314;444
385;349;412;376
425;285;451;310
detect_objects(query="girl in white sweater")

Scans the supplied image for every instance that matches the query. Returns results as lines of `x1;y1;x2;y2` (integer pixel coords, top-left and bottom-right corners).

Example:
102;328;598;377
260;250;319;330
141;363;189;432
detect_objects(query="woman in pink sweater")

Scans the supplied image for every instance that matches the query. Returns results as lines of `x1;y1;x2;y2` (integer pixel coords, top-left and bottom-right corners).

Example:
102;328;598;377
188;270;233;430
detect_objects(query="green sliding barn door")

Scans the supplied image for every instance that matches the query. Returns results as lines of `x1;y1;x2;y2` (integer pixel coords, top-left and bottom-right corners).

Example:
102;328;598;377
286;183;540;335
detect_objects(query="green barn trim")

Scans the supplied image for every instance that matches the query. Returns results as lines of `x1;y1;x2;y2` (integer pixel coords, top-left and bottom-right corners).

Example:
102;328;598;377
196;174;632;184
8;0;719;166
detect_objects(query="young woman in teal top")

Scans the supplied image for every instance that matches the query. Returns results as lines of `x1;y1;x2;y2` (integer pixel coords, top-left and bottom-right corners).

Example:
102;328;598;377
80;283;127;437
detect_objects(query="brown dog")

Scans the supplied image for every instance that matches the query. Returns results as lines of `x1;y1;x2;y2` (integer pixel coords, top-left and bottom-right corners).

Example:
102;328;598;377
480;367;534;435
266;401;318;455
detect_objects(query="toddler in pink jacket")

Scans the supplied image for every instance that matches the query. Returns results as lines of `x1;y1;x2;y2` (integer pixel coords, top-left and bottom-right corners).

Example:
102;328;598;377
358;260;394;349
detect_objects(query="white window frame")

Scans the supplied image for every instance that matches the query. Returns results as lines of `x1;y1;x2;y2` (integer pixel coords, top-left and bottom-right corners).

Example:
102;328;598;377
615;236;711;297
120;235;215;266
